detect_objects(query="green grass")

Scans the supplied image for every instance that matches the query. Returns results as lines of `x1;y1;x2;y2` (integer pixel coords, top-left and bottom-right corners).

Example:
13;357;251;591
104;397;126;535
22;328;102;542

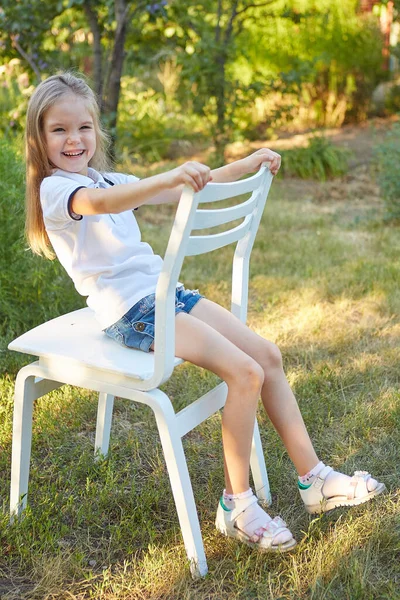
0;145;399;599
279;136;349;181
375;123;400;222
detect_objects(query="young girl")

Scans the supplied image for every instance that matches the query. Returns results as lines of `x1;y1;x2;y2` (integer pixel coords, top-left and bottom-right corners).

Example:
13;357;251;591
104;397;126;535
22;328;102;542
25;72;385;552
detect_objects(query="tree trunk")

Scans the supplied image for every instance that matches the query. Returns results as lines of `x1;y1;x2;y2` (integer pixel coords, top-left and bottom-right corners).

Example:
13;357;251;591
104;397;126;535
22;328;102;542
83;0;104;100
212;0;239;162
102;0;129;158
214;55;227;162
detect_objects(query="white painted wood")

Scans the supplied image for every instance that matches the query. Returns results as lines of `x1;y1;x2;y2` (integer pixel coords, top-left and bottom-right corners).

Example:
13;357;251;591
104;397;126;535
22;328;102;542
8;165;274;577
10;367;39;518
175;382;228;438
151;388;208;577
94;393;115;459
9;308;184;382
194;167;269;203
186;217;252;257
250;421;272;505
192;195;256;230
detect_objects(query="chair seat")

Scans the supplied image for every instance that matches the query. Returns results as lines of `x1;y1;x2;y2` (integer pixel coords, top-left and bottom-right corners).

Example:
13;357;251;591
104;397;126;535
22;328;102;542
8;307;183;381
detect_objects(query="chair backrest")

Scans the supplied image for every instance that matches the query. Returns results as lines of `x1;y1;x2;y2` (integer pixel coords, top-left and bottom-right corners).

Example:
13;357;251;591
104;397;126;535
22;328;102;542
147;164;273;390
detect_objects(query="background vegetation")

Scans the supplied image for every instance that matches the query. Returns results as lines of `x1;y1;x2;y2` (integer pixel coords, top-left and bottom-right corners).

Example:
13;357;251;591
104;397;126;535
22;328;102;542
0;1;399;598
0;0;391;160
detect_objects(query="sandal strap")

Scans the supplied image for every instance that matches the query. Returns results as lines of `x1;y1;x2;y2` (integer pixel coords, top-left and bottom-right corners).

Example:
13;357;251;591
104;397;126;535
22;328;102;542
256;516;291;544
230;494;259;522
266;516;287;532
313;465;333;491
348;471;371;500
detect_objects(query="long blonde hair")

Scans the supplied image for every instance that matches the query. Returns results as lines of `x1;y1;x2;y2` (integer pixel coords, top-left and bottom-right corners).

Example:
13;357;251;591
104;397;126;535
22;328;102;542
25;72;112;259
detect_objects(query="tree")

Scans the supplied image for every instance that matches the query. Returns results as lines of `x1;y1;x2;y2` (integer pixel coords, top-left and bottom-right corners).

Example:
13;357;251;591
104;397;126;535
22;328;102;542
0;0;64;82
0;0;168;155
68;0;167;152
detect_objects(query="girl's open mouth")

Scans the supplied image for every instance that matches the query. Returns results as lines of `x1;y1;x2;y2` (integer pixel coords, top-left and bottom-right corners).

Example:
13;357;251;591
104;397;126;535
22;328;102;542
62;150;85;157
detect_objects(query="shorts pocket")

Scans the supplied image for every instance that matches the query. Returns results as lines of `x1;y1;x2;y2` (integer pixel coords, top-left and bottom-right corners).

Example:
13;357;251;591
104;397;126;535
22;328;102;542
137;294;156;315
130;320;155;339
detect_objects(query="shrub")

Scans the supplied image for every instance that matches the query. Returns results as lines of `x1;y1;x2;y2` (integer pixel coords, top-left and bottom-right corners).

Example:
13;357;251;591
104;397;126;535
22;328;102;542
280;135;349;181
375;123;400;221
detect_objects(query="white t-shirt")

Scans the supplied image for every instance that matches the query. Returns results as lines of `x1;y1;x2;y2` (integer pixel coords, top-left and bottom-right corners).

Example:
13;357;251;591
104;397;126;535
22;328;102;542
40;167;163;329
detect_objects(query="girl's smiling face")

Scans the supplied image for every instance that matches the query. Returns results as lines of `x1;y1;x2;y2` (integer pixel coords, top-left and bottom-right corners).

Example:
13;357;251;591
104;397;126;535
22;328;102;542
43;94;97;176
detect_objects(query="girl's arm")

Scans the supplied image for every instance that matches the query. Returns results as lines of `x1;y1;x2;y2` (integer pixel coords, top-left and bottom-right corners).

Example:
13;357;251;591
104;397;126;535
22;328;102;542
71;161;211;215
71;148;280;216
211;147;281;181
146;147;281;205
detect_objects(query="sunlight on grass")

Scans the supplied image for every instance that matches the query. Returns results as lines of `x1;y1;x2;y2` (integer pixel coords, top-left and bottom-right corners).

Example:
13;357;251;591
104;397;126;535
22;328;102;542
253;289;390;347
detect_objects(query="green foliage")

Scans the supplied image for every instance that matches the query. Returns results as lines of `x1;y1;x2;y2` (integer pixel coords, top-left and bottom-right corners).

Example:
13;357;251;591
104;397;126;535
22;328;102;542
280;136;349;181
0;0;63;80
168;0;384;144
375;124;400;222
0;0;387;159
384;84;400;114
116;76;206;161
0;61;33;134
0;140;83;374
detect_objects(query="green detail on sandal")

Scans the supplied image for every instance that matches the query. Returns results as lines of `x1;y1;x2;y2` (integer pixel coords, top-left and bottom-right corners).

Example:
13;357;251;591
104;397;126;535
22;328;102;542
219;497;232;512
298;480;312;490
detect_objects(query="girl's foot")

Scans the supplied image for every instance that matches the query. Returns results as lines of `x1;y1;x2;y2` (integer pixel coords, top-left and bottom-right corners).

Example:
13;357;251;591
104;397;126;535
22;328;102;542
298;462;386;514
215;488;296;552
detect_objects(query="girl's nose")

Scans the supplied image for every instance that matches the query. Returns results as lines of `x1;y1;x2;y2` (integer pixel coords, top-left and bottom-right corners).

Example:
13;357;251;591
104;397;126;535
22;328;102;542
67;133;80;144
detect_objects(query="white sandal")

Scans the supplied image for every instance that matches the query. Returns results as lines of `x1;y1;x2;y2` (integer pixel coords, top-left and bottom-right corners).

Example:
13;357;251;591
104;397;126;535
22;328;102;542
215;495;297;552
299;466;386;514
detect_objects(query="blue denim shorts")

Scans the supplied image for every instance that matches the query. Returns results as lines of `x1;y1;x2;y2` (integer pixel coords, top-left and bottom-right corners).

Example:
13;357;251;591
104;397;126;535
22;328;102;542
103;286;204;352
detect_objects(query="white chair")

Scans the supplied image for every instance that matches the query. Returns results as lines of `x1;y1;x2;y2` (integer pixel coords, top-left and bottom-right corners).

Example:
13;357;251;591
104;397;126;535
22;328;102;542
8;164;273;577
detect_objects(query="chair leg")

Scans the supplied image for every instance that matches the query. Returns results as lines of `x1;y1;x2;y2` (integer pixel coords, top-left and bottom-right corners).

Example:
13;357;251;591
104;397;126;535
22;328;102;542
250;419;272;505
94;393;114;459
150;390;208;578
10;372;36;520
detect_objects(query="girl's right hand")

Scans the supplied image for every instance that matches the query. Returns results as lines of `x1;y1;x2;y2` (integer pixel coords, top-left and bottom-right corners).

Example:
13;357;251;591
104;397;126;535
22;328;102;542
165;161;212;192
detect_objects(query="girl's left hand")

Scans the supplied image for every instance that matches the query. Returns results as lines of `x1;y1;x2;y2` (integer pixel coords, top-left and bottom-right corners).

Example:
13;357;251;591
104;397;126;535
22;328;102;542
242;148;281;176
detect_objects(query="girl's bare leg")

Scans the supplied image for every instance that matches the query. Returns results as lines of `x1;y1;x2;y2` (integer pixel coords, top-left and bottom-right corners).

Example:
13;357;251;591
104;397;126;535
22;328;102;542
173;311;264;494
189;299;319;476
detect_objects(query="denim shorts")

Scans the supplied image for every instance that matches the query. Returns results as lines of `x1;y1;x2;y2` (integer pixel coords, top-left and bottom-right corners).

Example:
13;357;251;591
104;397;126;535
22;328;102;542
103;286;204;352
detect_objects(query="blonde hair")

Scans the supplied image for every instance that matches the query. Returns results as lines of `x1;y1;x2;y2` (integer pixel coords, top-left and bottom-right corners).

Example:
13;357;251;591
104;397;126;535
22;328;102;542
25;72;112;259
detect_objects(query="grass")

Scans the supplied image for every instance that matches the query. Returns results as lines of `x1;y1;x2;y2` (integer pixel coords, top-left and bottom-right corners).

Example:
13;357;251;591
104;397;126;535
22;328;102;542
0;145;399;598
375;123;400;222
279;136;349;181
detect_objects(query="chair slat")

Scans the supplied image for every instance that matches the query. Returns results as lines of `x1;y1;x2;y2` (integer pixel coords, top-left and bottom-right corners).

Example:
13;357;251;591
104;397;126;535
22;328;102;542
186;217;252;256
195;169;265;203
192;194;257;230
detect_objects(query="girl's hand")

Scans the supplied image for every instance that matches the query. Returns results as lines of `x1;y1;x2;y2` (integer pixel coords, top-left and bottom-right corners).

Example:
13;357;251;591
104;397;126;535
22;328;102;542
165;161;212;192
242;148;281;176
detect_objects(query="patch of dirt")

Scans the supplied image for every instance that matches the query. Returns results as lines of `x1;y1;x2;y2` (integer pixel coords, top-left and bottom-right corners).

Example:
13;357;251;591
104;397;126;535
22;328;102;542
312;164;381;204
224;116;398;168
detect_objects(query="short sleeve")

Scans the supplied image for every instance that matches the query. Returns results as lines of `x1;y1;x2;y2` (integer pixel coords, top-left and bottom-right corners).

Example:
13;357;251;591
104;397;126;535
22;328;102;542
40;176;85;230
102;172;140;185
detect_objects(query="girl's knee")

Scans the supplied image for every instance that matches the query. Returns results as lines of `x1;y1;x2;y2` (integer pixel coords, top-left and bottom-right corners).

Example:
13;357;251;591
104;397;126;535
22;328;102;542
228;357;264;395
261;341;283;374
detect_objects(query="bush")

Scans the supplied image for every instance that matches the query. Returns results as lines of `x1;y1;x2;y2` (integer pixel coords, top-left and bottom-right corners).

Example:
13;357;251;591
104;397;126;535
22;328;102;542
280;135;349;181
375;124;400;221
0;140;83;374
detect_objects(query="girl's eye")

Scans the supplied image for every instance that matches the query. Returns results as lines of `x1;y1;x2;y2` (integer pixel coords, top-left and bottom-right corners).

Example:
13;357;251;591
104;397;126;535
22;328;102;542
53;128;64;132
81;125;92;130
